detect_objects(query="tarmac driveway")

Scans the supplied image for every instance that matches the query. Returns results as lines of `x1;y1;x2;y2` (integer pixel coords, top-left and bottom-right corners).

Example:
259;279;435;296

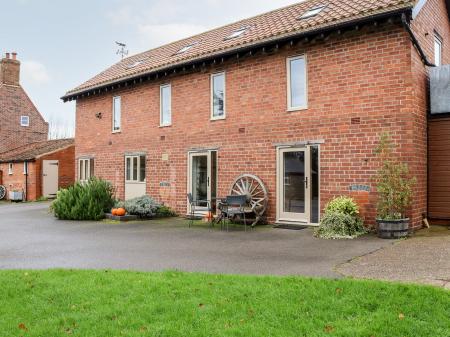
0;202;393;277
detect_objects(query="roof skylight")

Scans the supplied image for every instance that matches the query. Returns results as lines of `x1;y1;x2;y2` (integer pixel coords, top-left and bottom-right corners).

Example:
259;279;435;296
225;27;249;40
176;42;198;54
300;5;326;19
126;61;143;69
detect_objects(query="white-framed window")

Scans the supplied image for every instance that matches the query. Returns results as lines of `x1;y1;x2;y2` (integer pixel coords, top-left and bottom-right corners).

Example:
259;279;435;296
23;162;28;175
211;72;226;120
20;116;29;127
160;84;171;126
287;55;308;111
8;163;13;175
125;155;146;182
78;158;93;182
112;96;121;132
435;34;443;67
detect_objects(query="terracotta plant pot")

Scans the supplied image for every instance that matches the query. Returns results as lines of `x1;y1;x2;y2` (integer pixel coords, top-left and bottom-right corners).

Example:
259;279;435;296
376;218;409;239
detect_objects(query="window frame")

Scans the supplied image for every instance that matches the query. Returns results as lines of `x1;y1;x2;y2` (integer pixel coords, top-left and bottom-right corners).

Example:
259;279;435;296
78;158;93;183
125;155;146;183
160;84;172;127
8;163;13;175
20;115;30;127
210;72;226;120
112;96;121;133
286;55;308;111
434;34;443;67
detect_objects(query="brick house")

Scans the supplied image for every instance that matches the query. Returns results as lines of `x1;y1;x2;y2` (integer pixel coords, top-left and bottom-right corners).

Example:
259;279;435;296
0;53;49;153
0;139;75;201
62;0;450;229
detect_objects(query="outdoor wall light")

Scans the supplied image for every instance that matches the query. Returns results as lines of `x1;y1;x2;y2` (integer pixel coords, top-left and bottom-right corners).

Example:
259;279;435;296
95;112;102;119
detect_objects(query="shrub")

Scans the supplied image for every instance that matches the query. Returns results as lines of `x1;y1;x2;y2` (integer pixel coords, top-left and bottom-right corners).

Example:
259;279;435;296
51;178;115;220
324;196;359;216
375;132;416;220
315;196;366;239
116;195;176;218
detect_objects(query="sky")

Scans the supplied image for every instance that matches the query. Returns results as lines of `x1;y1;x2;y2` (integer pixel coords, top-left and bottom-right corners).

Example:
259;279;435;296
1;0;302;138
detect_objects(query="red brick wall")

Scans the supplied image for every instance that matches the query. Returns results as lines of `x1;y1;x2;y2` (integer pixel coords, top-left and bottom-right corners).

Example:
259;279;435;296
0;145;75;201
0;85;48;153
75;22;427;227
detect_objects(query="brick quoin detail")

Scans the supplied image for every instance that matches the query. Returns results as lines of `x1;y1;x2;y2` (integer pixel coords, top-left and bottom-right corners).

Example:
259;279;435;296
73;1;450;229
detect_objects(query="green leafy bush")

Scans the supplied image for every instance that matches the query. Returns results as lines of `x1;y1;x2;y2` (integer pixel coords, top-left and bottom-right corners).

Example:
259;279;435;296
51;178;115;220
315;196;366;239
116;195;175;218
324;196;359;216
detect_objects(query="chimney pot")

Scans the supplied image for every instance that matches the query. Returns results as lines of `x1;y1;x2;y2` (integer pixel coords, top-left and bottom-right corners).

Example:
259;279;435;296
5;53;10;59
12;52;17;60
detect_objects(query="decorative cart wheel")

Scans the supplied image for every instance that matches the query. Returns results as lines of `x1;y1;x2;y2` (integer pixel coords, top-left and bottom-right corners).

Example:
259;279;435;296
0;185;6;200
228;174;268;226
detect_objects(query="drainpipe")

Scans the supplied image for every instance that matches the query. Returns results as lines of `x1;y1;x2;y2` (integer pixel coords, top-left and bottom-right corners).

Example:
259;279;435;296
24;161;28;201
401;13;435;67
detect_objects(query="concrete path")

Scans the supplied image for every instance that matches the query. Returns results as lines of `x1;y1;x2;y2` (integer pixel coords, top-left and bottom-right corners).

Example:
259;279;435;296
0;202;393;278
337;226;450;288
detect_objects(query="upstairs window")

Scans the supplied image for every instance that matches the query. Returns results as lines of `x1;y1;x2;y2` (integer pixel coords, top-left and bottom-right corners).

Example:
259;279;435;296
225;27;248;40
112;96;121;132
160;84;172;126
20;116;29;127
287;55;308;111
435;34;443;66
8;163;13;175
125;155;146;182
211;72;226;120
79;158;94;182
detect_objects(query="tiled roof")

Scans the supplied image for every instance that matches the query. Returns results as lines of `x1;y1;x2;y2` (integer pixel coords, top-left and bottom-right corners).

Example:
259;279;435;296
64;0;415;98
0;139;74;163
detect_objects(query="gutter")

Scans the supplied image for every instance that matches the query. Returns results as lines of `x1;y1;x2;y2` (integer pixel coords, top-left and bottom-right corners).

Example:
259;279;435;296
62;7;414;102
401;13;435;67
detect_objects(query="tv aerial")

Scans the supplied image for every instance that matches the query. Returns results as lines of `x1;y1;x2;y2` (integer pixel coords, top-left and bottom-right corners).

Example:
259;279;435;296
116;41;128;60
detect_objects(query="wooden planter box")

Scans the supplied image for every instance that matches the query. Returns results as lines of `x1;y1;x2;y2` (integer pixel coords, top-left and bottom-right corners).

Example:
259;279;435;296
376;218;409;239
105;213;138;222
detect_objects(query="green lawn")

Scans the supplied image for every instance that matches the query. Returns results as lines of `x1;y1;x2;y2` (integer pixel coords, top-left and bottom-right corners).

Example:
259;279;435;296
0;270;448;337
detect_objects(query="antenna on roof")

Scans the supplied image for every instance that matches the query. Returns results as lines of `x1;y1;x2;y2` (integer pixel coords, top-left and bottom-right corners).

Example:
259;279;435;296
116;41;128;60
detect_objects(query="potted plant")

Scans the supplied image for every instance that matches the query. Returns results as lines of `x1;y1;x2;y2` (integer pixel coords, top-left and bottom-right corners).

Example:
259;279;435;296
375;133;416;239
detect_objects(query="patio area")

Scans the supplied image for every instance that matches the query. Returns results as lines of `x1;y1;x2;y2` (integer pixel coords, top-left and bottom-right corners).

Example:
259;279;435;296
0;201;394;277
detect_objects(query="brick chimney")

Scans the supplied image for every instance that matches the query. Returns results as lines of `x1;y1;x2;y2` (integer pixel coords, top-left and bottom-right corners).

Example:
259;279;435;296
0;52;20;86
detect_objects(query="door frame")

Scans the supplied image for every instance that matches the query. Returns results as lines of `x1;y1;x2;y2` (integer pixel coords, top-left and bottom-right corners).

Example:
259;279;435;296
276;145;320;225
187;150;218;214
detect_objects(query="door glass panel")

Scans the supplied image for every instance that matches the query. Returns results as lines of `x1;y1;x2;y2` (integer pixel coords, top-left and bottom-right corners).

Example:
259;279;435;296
283;151;305;213
310;146;319;223
210;151;217;210
126;158;131;181
132;157;138;181
192;155;208;207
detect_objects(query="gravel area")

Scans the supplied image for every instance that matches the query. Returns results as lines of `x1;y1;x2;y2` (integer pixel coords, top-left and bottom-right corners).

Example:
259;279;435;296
336;226;450;289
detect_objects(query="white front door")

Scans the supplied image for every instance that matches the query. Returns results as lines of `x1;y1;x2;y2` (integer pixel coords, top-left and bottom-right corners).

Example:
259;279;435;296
277;147;310;223
42;160;59;198
187;151;217;214
124;155;146;200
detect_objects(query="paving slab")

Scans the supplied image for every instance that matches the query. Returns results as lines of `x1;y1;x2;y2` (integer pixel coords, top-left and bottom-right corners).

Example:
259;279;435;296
337;226;450;288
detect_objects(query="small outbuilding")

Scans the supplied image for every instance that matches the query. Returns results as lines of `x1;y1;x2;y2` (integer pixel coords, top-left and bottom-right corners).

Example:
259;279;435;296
0;139;75;201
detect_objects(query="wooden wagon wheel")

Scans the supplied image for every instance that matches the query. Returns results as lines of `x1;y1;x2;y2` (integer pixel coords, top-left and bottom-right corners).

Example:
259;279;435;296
0;185;6;200
228;174;268;226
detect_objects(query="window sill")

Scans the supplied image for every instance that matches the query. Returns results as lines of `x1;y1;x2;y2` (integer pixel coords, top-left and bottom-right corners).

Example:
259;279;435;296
112;130;121;134
159;124;172;128
287;106;308;112
210;116;226;121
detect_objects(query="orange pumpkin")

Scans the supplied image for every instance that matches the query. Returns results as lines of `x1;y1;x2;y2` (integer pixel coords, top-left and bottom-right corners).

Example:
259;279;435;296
116;208;126;216
111;208;118;215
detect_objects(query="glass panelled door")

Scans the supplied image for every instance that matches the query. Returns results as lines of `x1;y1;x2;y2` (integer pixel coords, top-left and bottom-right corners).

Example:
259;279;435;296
278;147;310;222
188;151;217;214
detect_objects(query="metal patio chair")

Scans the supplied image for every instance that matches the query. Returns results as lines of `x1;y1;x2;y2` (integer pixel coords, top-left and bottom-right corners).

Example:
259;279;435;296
187;193;212;227
220;195;248;232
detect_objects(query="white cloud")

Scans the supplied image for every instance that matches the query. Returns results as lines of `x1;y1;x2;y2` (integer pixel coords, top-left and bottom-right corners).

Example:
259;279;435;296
21;61;51;85
137;23;208;49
